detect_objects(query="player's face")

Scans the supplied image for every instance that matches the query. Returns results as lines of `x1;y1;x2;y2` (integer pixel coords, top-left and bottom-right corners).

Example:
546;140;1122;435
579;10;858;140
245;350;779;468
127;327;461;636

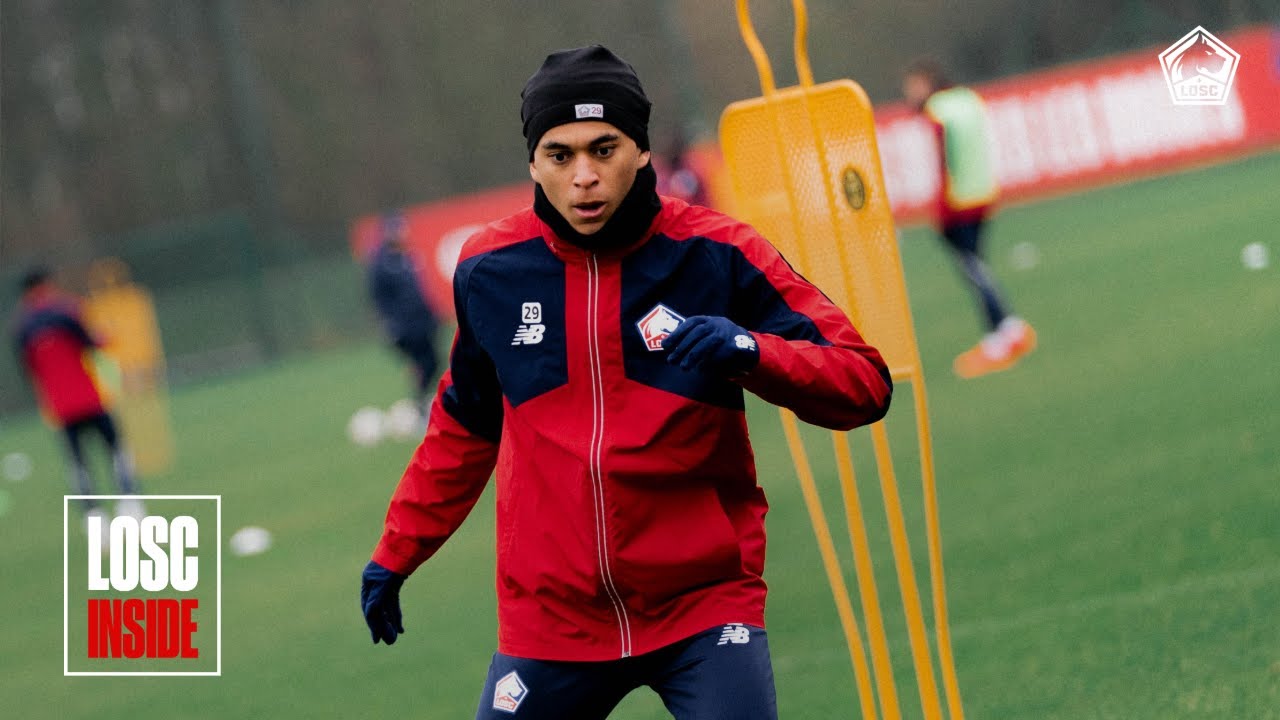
529;121;652;235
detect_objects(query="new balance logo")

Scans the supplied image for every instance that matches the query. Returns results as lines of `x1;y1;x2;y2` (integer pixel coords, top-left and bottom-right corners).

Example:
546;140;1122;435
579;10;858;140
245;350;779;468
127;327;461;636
511;324;545;345
717;623;751;646
512;301;546;345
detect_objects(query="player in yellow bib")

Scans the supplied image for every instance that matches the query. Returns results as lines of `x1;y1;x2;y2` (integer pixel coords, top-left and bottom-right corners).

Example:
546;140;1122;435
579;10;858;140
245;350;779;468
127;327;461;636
904;60;1036;378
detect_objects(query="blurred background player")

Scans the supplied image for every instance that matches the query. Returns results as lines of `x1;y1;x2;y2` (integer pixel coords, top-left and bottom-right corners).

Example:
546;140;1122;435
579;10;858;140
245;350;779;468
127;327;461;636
367;213;440;417
903;59;1036;378
655;127;711;207
11;268;143;524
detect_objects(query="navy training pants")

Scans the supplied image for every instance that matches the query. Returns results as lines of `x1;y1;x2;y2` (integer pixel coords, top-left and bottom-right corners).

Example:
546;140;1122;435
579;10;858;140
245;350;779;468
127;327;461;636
61;412;137;510
475;623;777;719
394;334;439;400
941;220;1010;331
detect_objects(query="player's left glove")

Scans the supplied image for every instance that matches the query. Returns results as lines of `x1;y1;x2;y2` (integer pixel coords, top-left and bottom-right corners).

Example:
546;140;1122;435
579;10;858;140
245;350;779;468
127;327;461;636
361;560;406;645
662;315;760;376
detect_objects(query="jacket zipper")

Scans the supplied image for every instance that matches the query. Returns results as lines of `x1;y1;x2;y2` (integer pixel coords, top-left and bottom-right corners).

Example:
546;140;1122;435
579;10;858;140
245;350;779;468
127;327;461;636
586;253;632;658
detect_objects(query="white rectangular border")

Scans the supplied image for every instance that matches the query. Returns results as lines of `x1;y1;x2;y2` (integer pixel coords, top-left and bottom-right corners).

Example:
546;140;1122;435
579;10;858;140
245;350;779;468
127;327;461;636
64;495;222;677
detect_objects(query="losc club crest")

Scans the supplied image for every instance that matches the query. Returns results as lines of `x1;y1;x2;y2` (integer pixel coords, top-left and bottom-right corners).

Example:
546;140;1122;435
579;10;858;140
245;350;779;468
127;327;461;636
636;303;685;351
1159;26;1240;106
492;670;529;713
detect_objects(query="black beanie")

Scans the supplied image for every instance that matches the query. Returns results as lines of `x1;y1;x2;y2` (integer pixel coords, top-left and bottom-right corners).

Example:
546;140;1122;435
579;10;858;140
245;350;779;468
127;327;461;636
521;45;651;158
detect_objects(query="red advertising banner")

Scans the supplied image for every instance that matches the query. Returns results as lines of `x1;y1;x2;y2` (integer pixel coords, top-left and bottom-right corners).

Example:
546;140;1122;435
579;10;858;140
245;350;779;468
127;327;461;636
351;25;1279;317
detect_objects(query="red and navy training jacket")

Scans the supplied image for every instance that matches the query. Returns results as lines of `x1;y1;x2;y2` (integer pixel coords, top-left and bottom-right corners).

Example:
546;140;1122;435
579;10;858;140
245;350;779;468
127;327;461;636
373;196;893;661
13;294;107;425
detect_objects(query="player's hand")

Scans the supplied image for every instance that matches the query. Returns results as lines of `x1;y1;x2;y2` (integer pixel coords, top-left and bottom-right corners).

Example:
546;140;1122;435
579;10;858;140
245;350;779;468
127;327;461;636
361;560;407;645
662;316;760;376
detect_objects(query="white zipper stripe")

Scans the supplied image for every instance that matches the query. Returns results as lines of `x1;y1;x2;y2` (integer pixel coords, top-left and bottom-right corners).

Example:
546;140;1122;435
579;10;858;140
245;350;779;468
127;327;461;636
586;255;632;658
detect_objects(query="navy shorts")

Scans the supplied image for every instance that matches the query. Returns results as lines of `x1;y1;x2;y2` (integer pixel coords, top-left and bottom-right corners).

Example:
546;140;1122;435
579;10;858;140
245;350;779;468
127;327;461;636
475;623;777;719
61;412;121;462
941;220;985;255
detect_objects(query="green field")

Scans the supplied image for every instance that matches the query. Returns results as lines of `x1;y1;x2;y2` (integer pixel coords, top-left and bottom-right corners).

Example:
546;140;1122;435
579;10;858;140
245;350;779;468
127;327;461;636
2;152;1278;719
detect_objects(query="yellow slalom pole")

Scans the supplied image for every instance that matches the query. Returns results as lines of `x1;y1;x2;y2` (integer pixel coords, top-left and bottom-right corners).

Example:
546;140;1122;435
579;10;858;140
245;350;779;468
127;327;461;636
781;411;879;720
831;431;902;720
735;0;777;95
914;381;965;720
734;0;814;280
870;422;944;720
791;0;814;87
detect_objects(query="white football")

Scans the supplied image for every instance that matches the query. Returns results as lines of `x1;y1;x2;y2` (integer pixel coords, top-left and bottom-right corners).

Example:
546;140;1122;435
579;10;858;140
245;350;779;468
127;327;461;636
1241;242;1269;270
385;399;425;441
347;407;386;447
229;526;273;557
2;452;32;482
1010;242;1040;271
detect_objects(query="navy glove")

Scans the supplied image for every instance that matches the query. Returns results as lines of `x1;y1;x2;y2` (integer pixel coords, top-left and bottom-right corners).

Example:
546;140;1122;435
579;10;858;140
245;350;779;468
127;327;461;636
361;560;407;645
662;315;760;376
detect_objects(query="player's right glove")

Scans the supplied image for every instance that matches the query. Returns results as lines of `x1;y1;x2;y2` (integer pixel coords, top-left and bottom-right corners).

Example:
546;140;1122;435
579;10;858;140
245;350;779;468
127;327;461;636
361;560;407;645
662;315;760;377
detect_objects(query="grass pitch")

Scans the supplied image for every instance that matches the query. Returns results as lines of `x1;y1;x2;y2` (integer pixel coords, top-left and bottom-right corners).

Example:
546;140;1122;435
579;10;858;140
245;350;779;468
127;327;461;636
1;152;1277;719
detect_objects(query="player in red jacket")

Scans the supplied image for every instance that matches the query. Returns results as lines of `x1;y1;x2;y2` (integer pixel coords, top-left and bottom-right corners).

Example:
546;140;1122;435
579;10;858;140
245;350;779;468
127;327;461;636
12;268;140;519
361;46;893;719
